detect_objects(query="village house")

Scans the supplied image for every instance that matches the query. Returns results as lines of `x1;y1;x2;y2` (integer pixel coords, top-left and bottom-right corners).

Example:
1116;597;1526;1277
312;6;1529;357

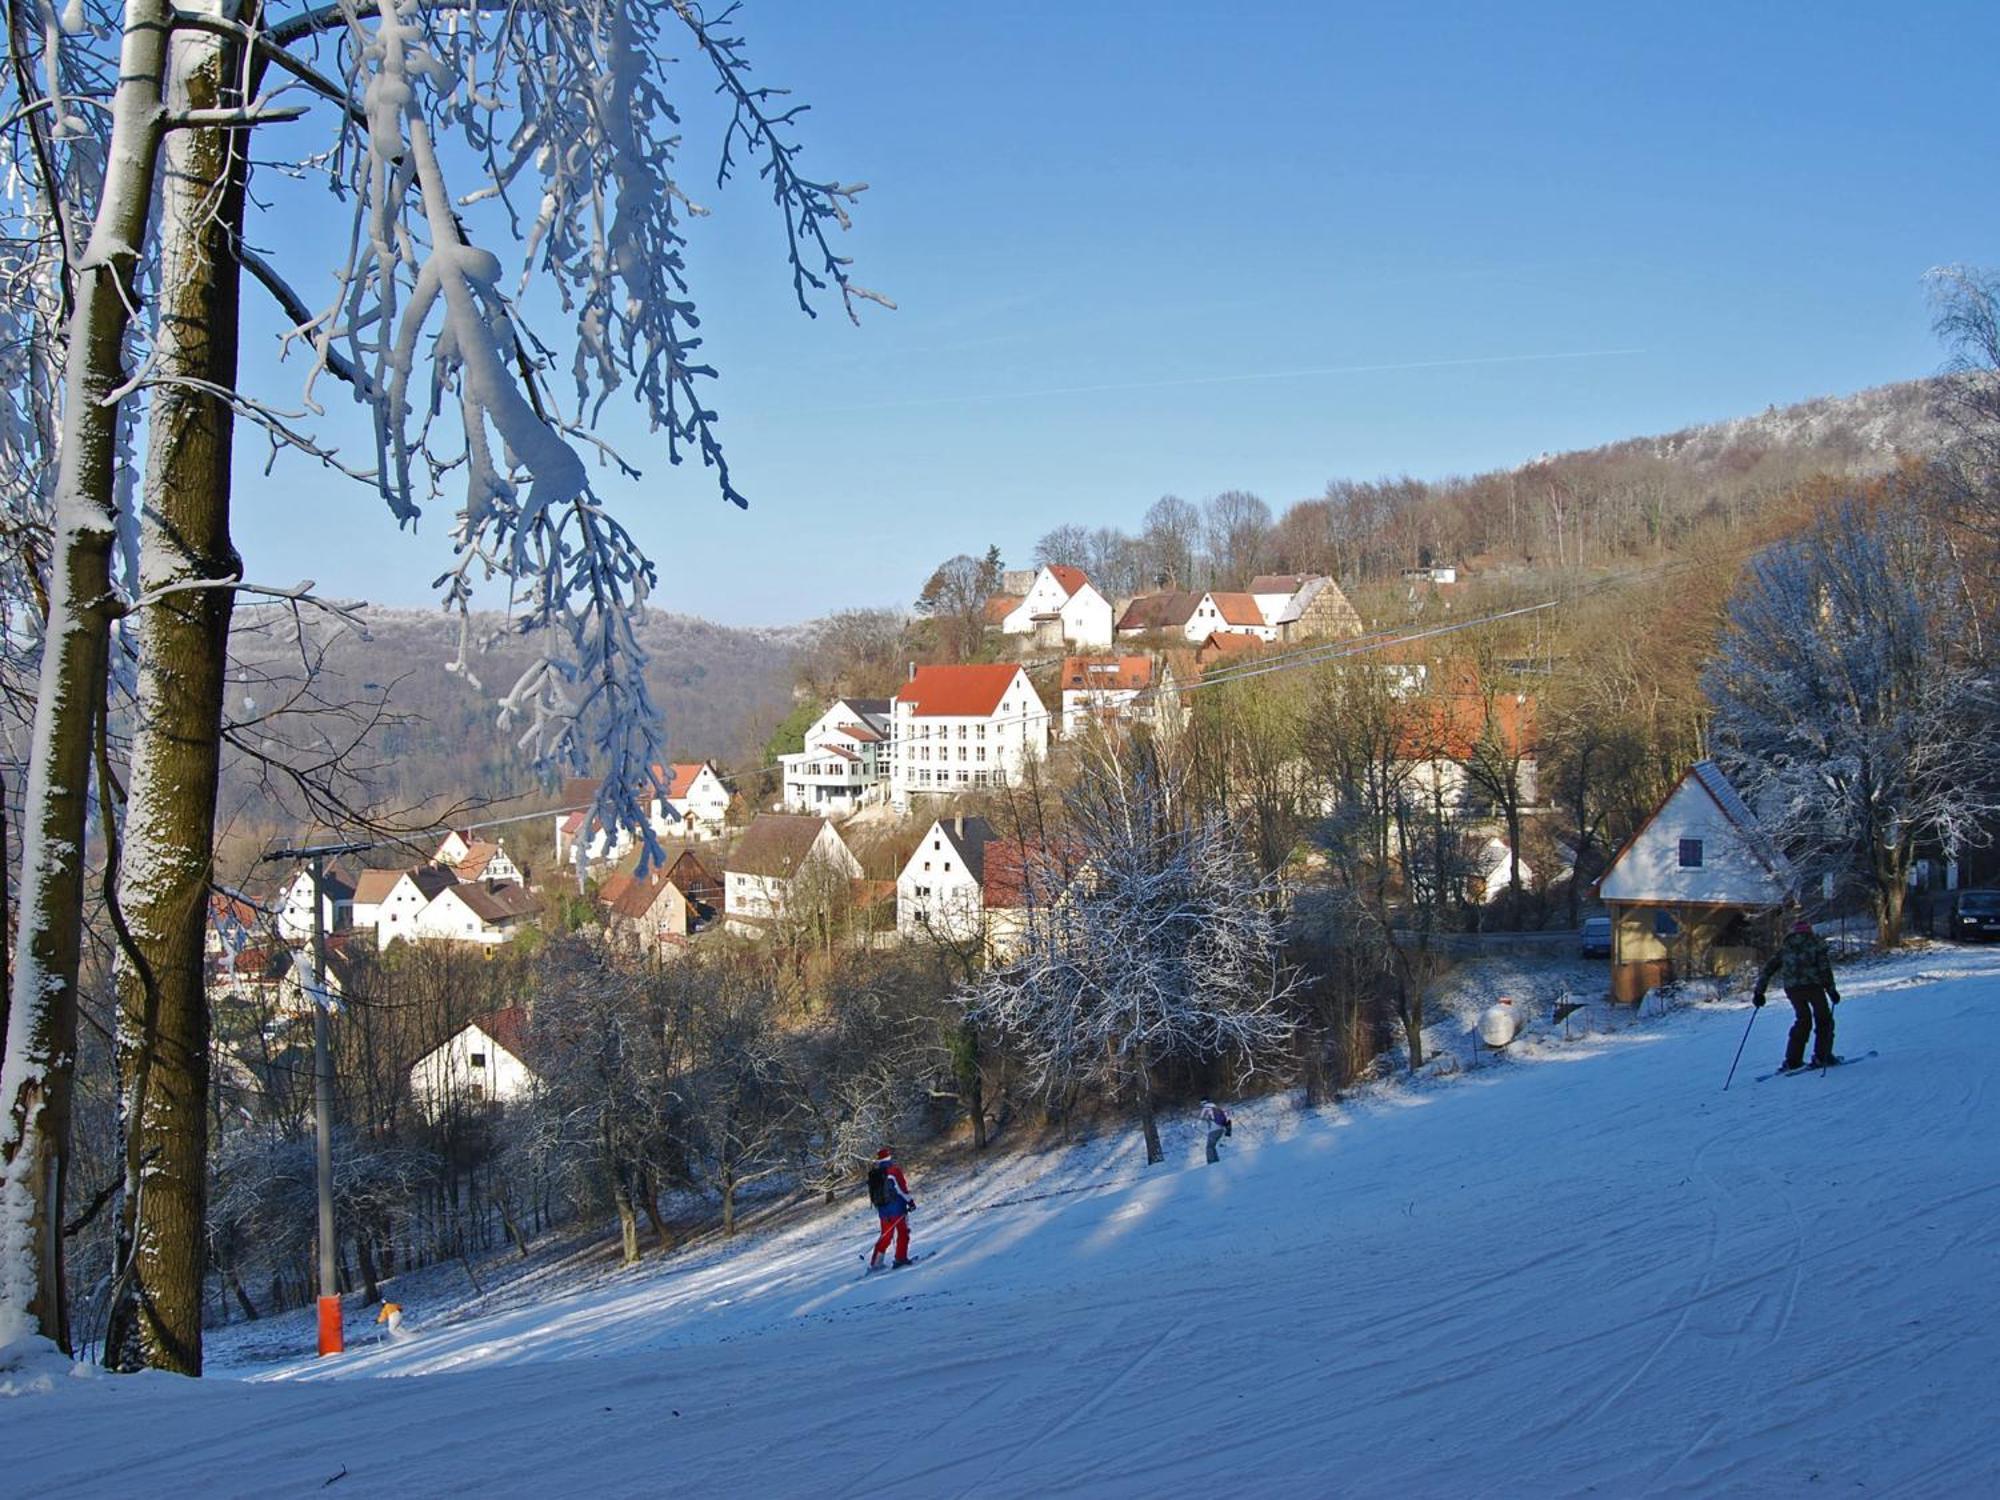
1595;761;1795;1003
433;831;524;886
978;837;1067;962
896;815;995;945
599;851;718;951
890;663;1050;812
1393;679;1539;813
412;879;544;948
1115;590;1276;644
207;935;354;1022
1252;574;1365;641
274;865;354;941
1057;655;1181;739
361;866;459;949
408;1008;539;1118
723;813;863;936
984;564;1115;649
206;890;264;958
663;762;733;839
779;697;894;816
553;775;681;863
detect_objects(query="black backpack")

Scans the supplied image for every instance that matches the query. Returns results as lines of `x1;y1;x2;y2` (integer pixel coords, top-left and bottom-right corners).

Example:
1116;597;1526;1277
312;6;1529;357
867;1161;890;1208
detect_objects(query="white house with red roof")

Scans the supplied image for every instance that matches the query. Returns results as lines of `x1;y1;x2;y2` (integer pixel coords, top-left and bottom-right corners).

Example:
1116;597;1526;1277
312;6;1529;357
891;664;1049;812
662;761;732;839
1116;590;1277;644
989;565;1114;649
554;761;727;862
1057;655;1178;739
779;698;894;816
433;831;524;886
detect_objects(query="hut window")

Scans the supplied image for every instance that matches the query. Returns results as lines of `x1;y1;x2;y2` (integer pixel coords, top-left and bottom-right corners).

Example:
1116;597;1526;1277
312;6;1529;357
1677;838;1704;869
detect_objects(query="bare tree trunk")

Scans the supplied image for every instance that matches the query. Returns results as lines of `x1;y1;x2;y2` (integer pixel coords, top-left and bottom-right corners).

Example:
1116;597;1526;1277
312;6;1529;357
0;0;175;1355
1134;1043;1163;1166
639;1172;673;1250
610;1158;641;1265
225;1266;259;1323
354;1236;382;1306
103;13;251;1378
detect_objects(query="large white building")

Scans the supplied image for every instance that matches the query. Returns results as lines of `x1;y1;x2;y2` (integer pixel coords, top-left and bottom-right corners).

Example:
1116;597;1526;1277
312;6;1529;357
988;565;1114;649
890;664;1049;812
779;698;893;816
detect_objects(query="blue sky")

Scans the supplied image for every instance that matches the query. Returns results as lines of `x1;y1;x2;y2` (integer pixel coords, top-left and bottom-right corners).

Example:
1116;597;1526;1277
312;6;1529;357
230;1;2000;625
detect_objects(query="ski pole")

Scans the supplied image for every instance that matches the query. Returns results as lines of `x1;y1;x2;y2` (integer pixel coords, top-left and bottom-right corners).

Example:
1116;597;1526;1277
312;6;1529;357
1722;1004;1758;1091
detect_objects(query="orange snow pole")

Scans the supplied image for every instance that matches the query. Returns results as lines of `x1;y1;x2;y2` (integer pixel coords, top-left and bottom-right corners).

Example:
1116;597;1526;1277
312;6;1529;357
318;1295;345;1356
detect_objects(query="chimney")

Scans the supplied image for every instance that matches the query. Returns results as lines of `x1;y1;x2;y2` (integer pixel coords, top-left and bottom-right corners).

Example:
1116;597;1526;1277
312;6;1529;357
954;815;963;838
908;660;917;682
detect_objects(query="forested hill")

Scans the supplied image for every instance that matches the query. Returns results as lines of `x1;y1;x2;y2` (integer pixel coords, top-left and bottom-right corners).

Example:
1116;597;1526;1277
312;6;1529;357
216;606;801;864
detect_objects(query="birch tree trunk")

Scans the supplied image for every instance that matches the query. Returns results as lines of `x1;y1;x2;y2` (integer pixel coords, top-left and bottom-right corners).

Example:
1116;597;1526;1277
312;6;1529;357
104;12;252;1375
0;0;174;1356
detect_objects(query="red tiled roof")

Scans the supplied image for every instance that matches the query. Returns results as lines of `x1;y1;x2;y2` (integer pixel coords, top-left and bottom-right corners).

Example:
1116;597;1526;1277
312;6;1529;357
1196;632;1261;662
455;841;506;881
836;722;884;744
894;664;1025;718
653;762;712;801
1060;655;1154;692
981;839;1072;910
476;1006;532;1060
982;594;1022;625
1394;690;1537;762
1209;592;1265;627
1045;565;1090;598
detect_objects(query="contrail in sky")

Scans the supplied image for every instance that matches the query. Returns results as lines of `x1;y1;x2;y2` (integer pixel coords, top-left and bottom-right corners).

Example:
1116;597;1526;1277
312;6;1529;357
829;346;1647;412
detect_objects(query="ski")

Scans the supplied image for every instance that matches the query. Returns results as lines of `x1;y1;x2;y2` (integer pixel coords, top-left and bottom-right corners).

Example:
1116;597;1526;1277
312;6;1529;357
1754;1049;1876;1084
859;1253;926;1276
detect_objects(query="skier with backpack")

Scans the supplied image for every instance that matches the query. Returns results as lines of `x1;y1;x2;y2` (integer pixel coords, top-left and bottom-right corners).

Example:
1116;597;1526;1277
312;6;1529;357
1752;918;1843;1072
1200;1098;1232;1164
866;1147;916;1269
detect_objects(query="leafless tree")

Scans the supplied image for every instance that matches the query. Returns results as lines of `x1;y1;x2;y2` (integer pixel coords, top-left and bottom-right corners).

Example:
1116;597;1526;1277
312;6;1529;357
1202;490;1272;587
1706;496;2000;945
962;739;1295;1164
1139;495;1202;590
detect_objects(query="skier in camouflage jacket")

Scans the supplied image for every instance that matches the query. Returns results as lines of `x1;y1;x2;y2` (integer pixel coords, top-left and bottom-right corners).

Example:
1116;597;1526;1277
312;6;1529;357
1753;919;1842;1071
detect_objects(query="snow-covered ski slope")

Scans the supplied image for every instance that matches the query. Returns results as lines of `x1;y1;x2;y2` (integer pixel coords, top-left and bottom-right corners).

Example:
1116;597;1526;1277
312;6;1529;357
9;947;2000;1497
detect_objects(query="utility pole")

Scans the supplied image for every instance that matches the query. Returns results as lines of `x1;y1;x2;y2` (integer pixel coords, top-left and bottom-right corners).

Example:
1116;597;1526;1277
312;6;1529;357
261;839;368;1357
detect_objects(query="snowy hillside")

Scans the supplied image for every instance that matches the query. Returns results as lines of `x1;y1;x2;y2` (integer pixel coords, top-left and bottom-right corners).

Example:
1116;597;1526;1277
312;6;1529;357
8;947;2000;1497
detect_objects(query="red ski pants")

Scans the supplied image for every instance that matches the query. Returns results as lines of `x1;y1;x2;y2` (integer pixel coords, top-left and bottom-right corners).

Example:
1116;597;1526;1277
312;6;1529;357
872;1212;909;1262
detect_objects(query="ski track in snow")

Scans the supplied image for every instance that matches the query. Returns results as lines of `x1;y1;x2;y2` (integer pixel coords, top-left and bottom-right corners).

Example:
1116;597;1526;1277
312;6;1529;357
7;946;2000;1497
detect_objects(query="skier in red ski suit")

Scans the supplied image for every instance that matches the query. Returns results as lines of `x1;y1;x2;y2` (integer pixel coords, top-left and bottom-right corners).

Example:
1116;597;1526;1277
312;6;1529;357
869;1148;915;1269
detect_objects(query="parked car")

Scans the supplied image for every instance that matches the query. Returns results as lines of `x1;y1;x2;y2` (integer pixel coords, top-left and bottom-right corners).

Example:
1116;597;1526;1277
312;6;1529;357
1947;889;2000;942
1580;915;1613;958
